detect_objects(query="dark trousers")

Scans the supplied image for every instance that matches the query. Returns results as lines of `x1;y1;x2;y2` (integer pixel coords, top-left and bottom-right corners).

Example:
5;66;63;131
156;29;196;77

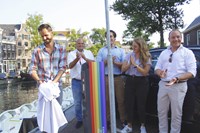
125;76;149;124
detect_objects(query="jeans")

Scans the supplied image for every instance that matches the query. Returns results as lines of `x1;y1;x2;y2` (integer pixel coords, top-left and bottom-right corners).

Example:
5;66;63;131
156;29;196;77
72;79;83;121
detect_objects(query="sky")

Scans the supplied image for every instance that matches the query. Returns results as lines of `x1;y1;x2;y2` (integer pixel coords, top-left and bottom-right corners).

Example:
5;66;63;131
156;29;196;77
0;0;200;45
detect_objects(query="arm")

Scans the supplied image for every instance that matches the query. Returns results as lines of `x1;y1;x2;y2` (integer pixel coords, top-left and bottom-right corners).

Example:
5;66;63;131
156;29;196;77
69;57;80;69
113;56;123;68
80;51;95;62
31;70;43;84
135;64;151;76
53;47;67;83
113;48;125;69
53;70;65;83
130;55;151;76
29;50;43;84
121;61;131;72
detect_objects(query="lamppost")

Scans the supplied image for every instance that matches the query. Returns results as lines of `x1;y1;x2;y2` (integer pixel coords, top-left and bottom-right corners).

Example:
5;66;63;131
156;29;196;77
0;28;3;73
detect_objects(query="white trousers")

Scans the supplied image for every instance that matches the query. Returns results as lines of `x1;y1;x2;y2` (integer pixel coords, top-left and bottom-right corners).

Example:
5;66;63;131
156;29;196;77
157;81;187;133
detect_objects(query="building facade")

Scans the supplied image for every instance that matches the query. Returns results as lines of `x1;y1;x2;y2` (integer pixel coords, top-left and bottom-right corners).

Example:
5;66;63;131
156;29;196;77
0;24;32;73
183;15;200;45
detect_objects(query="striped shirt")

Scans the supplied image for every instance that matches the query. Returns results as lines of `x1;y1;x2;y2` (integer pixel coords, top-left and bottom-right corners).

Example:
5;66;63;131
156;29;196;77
29;43;67;85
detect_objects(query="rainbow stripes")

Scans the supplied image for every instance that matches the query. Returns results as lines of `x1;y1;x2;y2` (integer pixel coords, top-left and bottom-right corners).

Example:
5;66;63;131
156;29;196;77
88;61;107;133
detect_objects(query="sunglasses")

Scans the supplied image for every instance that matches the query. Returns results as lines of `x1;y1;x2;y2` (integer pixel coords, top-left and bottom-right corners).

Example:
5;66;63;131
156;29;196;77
169;53;173;63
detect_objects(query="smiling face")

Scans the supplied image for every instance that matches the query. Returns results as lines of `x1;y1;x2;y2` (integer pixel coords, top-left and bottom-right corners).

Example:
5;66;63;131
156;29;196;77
169;30;182;49
76;38;85;52
39;28;53;45
132;41;140;54
110;32;116;46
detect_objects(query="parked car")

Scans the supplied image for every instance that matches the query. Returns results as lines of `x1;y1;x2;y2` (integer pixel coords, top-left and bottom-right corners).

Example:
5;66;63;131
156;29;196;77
0;73;7;80
146;45;200;133
8;70;17;78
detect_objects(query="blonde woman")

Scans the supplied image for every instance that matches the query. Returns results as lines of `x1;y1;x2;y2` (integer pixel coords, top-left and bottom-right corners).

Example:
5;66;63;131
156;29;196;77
121;37;151;133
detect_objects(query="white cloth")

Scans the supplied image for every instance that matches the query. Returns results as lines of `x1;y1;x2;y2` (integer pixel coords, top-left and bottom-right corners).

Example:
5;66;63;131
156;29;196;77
67;49;94;80
37;81;68;133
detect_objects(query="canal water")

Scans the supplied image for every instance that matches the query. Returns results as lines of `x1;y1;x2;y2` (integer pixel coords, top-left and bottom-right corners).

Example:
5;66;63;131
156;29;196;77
0;79;38;113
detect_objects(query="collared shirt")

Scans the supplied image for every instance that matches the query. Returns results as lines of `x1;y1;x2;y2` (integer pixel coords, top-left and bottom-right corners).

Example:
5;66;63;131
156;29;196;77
29;43;67;85
155;45;197;81
124;52;151;76
96;45;125;75
67;49;94;80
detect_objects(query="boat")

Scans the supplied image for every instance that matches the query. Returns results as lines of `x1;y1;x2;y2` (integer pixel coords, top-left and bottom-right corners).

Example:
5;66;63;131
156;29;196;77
20;71;34;81
0;86;74;133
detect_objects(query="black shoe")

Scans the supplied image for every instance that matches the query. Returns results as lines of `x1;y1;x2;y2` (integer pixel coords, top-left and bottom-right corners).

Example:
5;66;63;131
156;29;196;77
122;120;127;127
107;121;110;130
75;121;83;129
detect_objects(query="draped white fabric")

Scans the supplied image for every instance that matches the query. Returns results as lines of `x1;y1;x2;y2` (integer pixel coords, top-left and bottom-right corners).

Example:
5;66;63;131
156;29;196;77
37;81;68;133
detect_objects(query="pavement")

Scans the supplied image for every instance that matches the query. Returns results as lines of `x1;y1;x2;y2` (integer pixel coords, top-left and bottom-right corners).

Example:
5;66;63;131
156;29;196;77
29;105;159;133
62;105;159;133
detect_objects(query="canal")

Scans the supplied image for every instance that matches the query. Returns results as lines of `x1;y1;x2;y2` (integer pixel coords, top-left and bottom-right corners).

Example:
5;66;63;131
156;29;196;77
0;79;38;113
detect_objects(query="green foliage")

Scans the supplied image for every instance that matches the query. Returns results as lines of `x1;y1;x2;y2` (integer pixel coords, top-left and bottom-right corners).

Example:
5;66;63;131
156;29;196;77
89;28;106;45
25;13;44;49
65;29;90;52
86;43;103;57
111;0;191;47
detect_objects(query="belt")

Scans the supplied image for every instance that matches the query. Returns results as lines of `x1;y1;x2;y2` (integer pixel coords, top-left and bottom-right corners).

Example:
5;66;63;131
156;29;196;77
105;74;121;77
72;78;81;81
125;75;146;79
162;80;186;83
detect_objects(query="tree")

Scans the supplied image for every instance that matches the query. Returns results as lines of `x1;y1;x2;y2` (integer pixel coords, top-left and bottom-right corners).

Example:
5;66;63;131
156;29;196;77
25;13;44;49
65;29;90;52
89;28;106;45
87;44;103;57
111;0;191;47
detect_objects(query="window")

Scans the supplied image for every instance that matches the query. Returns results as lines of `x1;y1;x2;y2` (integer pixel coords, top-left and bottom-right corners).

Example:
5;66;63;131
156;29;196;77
18;41;22;46
22;59;26;67
11;53;15;59
7;45;11;50
197;30;200;45
24;35;29;40
7;53;11;59
3;52;7;59
186;34;190;45
12;45;15;51
18;49;22;56
18;34;21;38
2;45;6;50
24;42;29;47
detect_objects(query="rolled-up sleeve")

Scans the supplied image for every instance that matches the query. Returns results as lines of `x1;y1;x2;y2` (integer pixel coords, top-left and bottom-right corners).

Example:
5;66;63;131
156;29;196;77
186;50;197;77
29;49;39;75
59;46;67;71
96;48;103;62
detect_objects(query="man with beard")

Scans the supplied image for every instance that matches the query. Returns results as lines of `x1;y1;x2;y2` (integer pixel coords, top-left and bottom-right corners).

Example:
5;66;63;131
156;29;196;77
29;23;67;105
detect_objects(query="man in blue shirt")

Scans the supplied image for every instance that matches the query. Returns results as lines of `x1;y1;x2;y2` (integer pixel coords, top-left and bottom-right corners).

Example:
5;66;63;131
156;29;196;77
96;30;127;129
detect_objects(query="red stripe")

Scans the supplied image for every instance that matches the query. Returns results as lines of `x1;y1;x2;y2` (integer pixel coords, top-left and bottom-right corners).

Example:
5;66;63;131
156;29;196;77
89;62;95;133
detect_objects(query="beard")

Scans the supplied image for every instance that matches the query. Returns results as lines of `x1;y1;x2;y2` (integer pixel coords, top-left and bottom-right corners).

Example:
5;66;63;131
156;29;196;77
44;38;52;44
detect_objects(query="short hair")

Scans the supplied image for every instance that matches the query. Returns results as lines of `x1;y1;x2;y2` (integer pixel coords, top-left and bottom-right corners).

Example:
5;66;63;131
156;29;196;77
105;30;117;38
168;29;182;38
38;24;52;32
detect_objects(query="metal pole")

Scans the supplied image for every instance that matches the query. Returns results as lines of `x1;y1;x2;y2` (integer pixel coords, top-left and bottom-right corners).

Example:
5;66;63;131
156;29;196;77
104;0;116;133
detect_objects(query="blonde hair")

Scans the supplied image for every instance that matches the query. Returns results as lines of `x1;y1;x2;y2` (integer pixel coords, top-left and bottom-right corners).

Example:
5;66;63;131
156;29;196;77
133;37;151;66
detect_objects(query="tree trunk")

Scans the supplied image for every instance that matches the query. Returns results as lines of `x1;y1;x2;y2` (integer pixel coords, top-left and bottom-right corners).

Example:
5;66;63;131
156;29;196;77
160;29;164;47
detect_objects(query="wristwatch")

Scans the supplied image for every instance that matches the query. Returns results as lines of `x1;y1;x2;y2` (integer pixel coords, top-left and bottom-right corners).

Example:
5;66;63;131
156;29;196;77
37;79;41;84
134;64;138;68
175;77;179;83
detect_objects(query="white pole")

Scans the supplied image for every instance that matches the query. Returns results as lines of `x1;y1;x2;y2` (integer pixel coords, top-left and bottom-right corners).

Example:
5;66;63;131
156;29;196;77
104;0;116;133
